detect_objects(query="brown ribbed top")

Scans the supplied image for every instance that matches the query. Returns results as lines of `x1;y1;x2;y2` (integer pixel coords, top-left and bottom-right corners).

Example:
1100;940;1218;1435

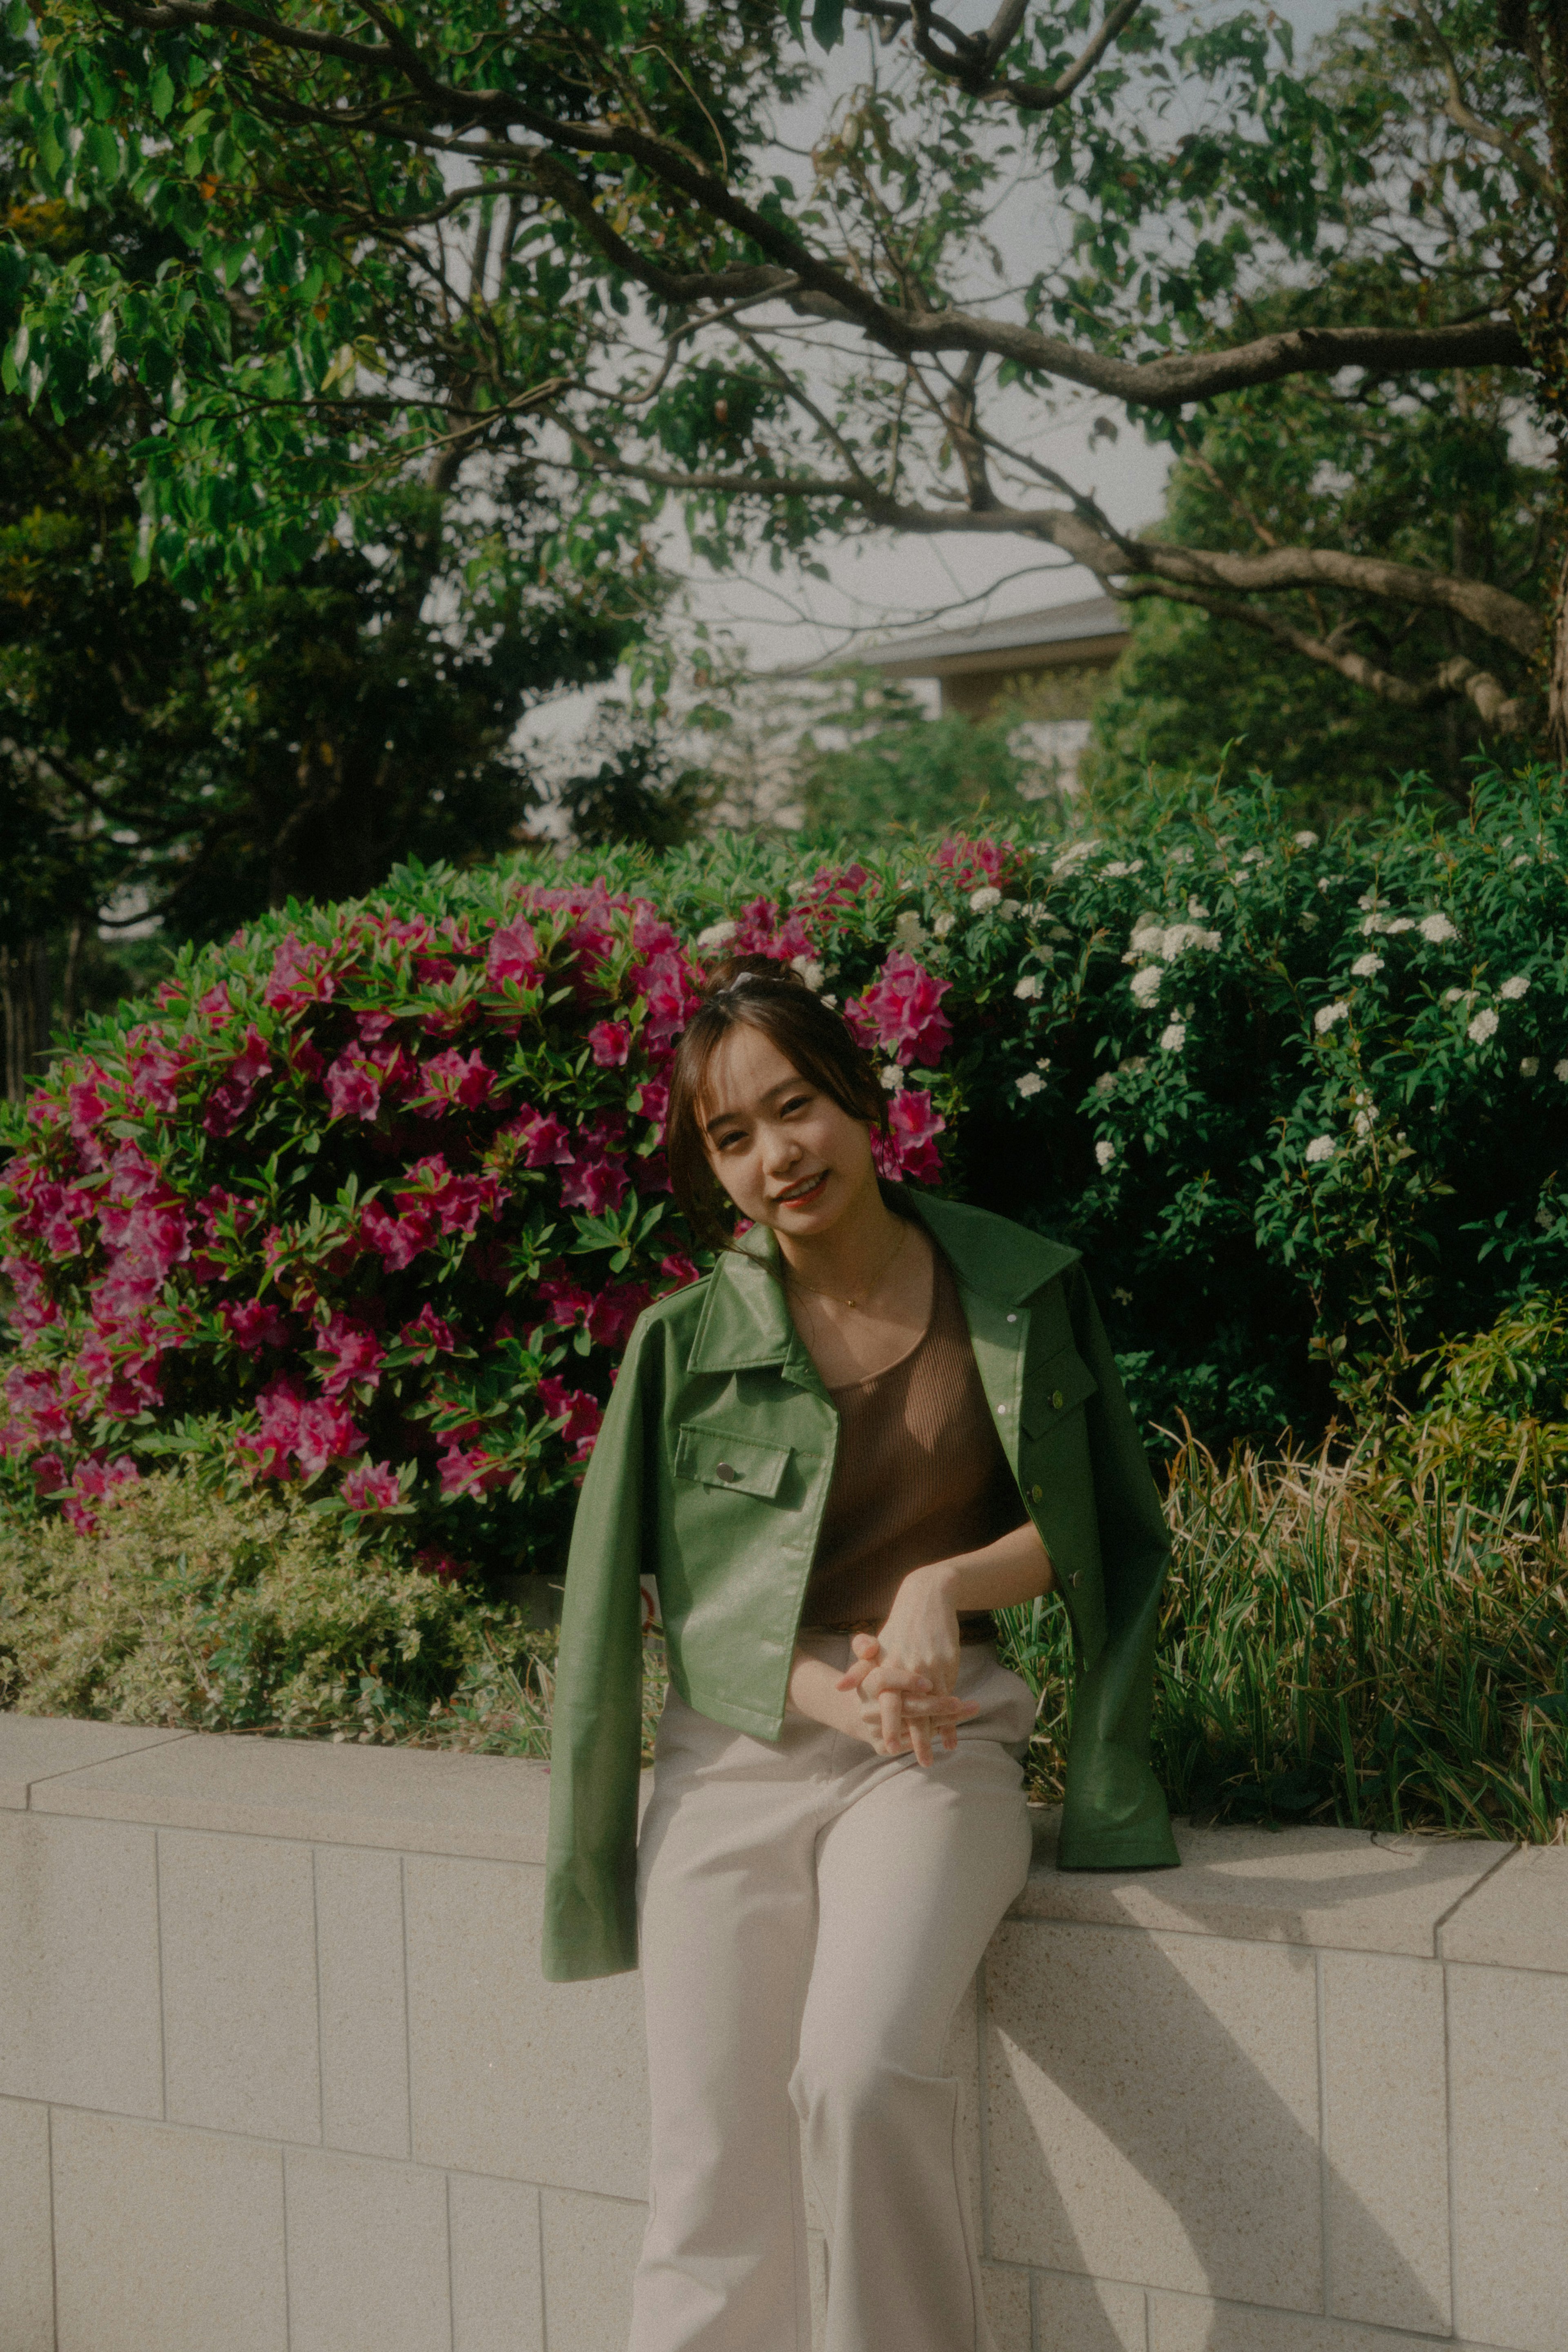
798;1241;1022;1634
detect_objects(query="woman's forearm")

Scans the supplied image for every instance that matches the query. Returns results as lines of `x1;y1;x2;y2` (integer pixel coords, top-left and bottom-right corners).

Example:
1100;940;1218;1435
913;1518;1055;1614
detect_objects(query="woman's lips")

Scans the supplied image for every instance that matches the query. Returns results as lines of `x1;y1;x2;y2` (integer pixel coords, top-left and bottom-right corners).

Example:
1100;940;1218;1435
774;1170;829;1206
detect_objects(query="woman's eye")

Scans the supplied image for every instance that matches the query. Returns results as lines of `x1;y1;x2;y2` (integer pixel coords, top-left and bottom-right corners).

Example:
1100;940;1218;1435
782;1094;811;1115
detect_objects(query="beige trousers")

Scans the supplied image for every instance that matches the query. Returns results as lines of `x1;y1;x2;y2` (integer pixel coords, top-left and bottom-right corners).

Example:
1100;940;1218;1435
629;1633;1037;2352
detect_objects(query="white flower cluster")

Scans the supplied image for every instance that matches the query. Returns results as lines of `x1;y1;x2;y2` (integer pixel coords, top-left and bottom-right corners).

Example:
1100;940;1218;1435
1000;898;1022;918
1129;915;1222;961
1168;845;1195;865
1557;1060;1568;1082
1103;858;1145;878
1418;912;1457;944
969;885;1002;912
893;909;926;950
1521;1057;1539;1077
1130;965;1164;1006
1294;830;1319;848
1015;1072;1046;1099
1187;896;1211;920
1500;974;1531;1000
1314;1001;1350;1034
932;911;958;939
879;1064;905;1092
1159;1021;1187;1051
1305;1134;1336;1164
1094;1139;1116;1170
790;955;824;990
1014;973;1045;1001
1351;953;1383;979
696;917;738;949
1360;912;1414;936
1052;839;1099;875
1468;1008;1499;1045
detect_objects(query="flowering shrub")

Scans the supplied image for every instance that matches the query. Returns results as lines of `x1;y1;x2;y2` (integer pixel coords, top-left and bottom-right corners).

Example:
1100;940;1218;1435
2;763;1566;1570
0;860;945;1570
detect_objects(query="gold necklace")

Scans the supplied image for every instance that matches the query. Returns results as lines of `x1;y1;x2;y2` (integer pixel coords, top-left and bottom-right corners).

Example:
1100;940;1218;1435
783;1218;908;1311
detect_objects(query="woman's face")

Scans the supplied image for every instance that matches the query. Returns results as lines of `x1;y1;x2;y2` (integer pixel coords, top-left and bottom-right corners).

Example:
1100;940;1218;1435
701;1021;878;1240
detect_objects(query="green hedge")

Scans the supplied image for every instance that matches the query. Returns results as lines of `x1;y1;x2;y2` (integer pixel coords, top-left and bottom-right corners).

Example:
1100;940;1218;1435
2;762;1565;1576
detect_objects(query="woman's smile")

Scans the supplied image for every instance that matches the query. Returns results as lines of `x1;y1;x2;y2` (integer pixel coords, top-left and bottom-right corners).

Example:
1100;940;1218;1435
773;1168;830;1206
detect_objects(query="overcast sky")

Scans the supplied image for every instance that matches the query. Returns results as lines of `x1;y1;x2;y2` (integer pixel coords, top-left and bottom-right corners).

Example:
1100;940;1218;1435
524;0;1354;771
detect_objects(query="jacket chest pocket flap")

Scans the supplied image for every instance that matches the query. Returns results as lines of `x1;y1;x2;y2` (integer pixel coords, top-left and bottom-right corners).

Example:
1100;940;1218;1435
674;1423;793;1500
1020;1343;1098;1441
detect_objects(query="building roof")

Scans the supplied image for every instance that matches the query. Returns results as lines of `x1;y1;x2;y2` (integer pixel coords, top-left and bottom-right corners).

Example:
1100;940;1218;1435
858;592;1129;678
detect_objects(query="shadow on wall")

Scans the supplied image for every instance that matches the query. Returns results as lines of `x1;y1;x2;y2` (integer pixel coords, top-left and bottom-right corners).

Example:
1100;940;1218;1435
982;1835;1489;2348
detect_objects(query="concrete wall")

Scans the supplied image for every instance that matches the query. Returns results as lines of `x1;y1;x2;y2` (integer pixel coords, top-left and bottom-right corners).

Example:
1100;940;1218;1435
2;1709;1565;2352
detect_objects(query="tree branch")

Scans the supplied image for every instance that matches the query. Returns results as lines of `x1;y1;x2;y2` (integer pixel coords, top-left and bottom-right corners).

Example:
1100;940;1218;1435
96;0;1532;410
1118;579;1530;731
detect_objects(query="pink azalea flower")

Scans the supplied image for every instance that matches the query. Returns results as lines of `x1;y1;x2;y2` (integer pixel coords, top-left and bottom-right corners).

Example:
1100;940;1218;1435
264;934;339;1016
289;1037;327;1083
340;1460;403;1512
2;1255;59;1336
845;951;953;1068
67;1072;108;1139
559;1148;628;1215
588;1019;632;1069
634;1077;669;1133
636;950;702;1050
585;1281;651;1351
414;1048;494;1112
657;1251;701;1293
537;1374;604;1461
31;1451;67;1494
730;896;780;953
221;1300;295;1352
124;1041;187;1117
936;836;1018;892
872;1086;946;1185
535;1268;592;1328
414;1545;469;1583
362;1199;437;1271
314;1312;385;1398
400;1304;459;1354
486;921;542;990
506;1105;575;1168
324;1053;381;1123
437;1440;508;1499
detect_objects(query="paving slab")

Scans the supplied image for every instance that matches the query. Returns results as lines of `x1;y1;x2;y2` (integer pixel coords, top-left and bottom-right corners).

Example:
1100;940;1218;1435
1437;1842;1568;1975
0;1710;191;1809
27;1723;556;1860
1016;1808;1510;1956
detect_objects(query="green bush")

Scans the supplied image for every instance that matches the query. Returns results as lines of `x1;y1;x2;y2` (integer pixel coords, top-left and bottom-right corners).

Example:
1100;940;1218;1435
0;1469;560;1751
3;759;1565;1543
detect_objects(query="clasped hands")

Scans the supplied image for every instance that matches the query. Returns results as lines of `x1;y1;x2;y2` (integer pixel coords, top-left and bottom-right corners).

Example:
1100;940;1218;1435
834;1562;979;1769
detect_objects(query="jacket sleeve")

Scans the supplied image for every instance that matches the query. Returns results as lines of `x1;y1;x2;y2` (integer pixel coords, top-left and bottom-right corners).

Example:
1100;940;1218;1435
541;1315;657;1980
1057;1263;1180;1871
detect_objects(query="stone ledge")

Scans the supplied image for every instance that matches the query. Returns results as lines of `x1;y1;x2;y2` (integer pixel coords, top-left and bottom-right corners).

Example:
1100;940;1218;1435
1436;1844;1568;1975
7;1711;553;1863
0;1713;194;1811
1014;1808;1516;1958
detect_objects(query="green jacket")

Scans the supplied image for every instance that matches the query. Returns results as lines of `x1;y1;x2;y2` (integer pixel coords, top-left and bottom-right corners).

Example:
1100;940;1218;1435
542;1190;1178;1982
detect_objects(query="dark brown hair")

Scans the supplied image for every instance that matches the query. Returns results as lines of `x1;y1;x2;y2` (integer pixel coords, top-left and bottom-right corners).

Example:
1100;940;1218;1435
666;954;909;1253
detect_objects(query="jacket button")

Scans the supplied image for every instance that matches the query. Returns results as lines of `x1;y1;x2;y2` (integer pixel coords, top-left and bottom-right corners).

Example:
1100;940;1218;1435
1051;1389;1064;1410
996;1403;1007;1416
715;1462;738;1483
1007;1312;1017;1324
1031;1483;1042;1502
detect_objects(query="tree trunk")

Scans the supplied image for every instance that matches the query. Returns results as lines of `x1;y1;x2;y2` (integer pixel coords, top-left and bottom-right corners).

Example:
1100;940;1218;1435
1549;543;1568;767
0;936;52;1103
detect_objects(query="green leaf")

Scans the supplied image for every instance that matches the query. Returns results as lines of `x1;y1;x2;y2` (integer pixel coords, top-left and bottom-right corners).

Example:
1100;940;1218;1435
811;0;844;50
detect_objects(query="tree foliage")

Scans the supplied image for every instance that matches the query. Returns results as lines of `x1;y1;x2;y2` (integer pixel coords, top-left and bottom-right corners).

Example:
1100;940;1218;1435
3;0;1562;742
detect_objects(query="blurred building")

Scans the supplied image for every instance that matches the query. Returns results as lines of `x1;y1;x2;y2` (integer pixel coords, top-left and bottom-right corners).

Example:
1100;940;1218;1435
857;592;1131;794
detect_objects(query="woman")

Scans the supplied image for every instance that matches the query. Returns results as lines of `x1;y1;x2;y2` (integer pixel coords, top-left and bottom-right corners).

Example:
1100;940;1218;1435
542;955;1177;2352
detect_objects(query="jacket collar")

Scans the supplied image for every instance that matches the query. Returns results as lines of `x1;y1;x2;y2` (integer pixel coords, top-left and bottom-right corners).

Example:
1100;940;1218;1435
685;1190;1079;1376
